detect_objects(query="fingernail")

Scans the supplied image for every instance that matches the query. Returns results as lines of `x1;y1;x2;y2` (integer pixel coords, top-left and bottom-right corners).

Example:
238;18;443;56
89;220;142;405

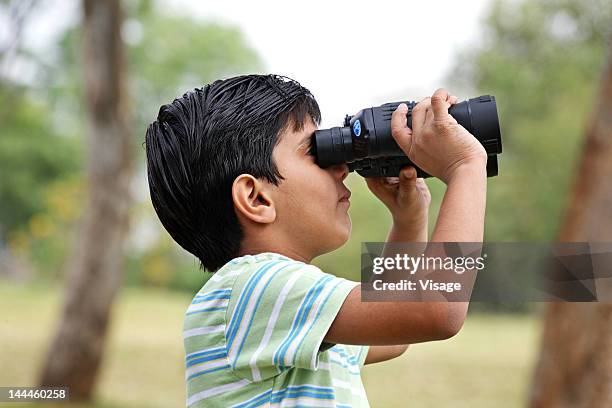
397;103;408;113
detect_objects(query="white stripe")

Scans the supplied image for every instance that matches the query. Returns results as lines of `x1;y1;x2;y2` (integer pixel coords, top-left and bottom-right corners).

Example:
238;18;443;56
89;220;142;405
230;390;272;408
187;298;229;314
186;346;224;359
210;268;243;282
184;325;225;338
187;379;250;406
329;357;360;375
249;269;305;381
274;272;322;368
317;361;331;370
185;357;228;379
194;289;231;297
271;397;336;407
332;378;367;398
285;278;339;367
228;261;289;362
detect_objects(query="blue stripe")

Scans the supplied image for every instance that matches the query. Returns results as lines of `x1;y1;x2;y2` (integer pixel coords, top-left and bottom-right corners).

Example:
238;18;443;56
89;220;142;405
278;390;334;400
274;276;330;367
226;261;276;348
232;263;292;367
335;348;358;365
289;279;343;365
271;384;335;399
274;275;333;368
271;390;335;402
232;389;273;408
274;279;322;369
276;384;335;392
186;352;227;367
186;306;227;315
194;288;231;298
187;363;230;381
330;358;360;374
186;346;225;361
191;293;231;304
357;346;366;362
226;261;278;349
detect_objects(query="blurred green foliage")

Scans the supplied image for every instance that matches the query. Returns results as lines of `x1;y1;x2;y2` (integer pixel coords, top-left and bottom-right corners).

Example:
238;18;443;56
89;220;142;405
316;0;611;294
451;0;611;242
0;85;80;242
1;0;610;300
1;0;263;286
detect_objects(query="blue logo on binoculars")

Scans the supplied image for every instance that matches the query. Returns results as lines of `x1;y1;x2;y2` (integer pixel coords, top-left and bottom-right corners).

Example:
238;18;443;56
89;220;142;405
353;120;362;137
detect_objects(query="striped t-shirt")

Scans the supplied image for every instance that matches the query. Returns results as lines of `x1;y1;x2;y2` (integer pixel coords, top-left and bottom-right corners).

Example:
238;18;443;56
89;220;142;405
183;251;371;407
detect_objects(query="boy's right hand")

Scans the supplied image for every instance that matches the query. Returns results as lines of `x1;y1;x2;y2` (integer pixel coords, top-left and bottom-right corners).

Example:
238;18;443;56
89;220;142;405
391;88;488;184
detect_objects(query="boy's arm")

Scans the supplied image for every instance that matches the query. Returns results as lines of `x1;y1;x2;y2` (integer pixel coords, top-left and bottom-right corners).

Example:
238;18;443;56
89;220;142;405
365;345;409;365
324;88;488;346
365;194;431;364
325;162;486;346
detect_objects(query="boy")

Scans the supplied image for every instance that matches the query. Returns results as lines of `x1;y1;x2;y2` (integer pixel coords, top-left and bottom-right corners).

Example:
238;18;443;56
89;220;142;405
145;74;487;407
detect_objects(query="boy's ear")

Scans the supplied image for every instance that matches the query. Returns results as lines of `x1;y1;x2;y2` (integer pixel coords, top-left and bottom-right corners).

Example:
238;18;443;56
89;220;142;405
232;174;276;224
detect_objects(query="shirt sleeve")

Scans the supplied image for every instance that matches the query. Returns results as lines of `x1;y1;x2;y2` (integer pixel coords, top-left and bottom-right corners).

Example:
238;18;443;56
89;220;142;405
344;344;370;368
224;258;358;382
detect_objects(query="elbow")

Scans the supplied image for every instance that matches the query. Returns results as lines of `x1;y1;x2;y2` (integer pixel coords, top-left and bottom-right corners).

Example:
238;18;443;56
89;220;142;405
430;304;467;340
433;318;464;340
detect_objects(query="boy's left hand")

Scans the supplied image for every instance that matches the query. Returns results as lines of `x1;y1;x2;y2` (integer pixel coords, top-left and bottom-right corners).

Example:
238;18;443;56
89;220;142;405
365;166;431;229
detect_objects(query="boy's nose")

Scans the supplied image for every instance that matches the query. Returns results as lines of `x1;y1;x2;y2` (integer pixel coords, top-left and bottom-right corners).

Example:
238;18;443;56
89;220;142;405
328;163;349;181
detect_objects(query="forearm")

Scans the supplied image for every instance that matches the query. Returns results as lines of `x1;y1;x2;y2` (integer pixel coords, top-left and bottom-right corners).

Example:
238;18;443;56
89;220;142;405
328;168;487;344
431;162;487;243
429;161;487;327
386;216;428;243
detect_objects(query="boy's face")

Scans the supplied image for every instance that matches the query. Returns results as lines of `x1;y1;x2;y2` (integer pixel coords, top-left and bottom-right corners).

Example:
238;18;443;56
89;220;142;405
270;116;352;258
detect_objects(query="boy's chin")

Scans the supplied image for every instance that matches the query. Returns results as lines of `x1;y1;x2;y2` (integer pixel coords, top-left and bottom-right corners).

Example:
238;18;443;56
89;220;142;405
329;220;352;250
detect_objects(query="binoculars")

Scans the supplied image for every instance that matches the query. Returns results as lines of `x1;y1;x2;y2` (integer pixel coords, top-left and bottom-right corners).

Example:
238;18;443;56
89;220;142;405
312;95;503;178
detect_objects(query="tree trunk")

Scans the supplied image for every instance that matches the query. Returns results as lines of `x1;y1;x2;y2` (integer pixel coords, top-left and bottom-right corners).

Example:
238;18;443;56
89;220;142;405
529;46;612;407
38;0;131;400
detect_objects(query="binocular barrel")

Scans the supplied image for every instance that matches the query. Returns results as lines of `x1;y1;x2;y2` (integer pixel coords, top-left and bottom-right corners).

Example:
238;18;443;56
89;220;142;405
313;95;502;178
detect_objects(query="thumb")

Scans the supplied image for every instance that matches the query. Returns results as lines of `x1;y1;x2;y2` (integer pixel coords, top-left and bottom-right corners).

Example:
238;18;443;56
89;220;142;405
391;103;413;155
398;166;417;201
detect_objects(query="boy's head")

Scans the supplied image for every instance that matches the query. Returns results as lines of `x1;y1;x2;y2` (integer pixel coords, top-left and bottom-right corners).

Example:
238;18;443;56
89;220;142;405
145;74;351;272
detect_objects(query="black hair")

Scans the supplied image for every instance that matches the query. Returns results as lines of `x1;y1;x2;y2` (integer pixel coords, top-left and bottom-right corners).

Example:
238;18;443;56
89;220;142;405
145;74;321;272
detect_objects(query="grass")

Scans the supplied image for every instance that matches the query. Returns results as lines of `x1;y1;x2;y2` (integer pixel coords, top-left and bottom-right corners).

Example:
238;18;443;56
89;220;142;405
0;281;540;407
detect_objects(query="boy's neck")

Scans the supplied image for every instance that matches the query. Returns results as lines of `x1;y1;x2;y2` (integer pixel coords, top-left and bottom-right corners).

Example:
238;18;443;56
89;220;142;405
237;243;313;264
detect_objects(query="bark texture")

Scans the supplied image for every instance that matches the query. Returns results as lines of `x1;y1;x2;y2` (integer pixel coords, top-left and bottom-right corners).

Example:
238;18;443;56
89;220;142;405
38;0;131;400
529;46;612;408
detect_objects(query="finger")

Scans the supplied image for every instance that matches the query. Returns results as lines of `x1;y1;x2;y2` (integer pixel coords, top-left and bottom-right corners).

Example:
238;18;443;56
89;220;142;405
416;179;432;202
431;88;452;120
398;167;417;201
411;96;431;136
399;167;417;187
365;176;380;190
424;105;434;127
390;103;413;151
365;177;395;207
415;178;430;193
400;166;417;179
449;95;458;105
366;177;390;192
